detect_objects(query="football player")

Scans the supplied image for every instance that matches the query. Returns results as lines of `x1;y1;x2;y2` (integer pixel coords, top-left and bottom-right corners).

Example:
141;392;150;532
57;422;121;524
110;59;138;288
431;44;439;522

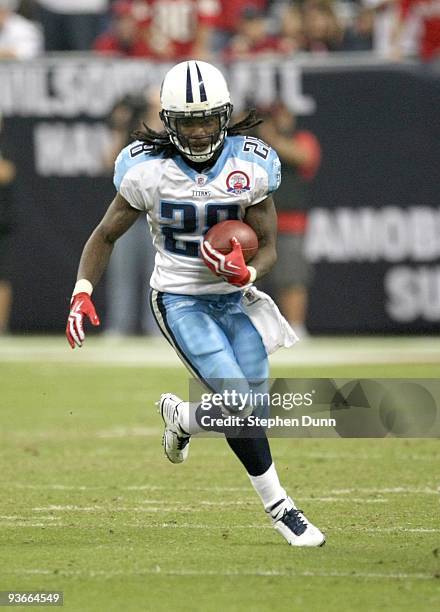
66;60;325;547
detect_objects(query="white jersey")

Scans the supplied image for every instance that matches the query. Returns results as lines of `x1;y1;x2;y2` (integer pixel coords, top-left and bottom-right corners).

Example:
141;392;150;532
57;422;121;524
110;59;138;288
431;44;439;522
114;135;281;295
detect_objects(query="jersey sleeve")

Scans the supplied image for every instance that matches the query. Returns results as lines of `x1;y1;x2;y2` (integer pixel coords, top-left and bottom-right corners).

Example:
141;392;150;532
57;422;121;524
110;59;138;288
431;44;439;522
230;136;282;206
113;142;153;211
266;147;282;195
253;143;282;205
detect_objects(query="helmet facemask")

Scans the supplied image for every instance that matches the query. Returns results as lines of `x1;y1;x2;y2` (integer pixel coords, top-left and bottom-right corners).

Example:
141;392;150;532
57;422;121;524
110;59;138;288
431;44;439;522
161;103;232;163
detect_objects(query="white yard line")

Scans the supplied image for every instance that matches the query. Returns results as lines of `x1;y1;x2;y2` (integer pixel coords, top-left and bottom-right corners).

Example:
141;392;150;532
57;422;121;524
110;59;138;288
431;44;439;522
136;498;388;506
333;527;440;533
304;497;388;503
6;568;436;580
328;486;439;495
1;520;439;533
13;484;105;491
0;515;60;521
30;498;389;513
0;515;31;520
96;427;161;438
10;483;438;495
1;427;162;441
1;336;439;366
0;523;55;528
12;484;251;492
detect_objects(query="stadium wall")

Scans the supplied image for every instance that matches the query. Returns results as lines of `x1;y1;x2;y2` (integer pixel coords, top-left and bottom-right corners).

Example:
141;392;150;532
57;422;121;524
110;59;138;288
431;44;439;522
0;56;438;333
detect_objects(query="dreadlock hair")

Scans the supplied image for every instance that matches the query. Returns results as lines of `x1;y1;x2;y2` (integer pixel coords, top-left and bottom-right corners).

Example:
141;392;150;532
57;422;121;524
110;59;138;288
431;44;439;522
227;109;263;135
131;123;174;156
131;110;263;157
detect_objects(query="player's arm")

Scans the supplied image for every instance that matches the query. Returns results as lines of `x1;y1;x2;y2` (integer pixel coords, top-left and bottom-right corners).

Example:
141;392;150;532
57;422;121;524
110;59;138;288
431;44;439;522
66;193;141;348
201;195;277;287
76;193;141;285
243;195;277;280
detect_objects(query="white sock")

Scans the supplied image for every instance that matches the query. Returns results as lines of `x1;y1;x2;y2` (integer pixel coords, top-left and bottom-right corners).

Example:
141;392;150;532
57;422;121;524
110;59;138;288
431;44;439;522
248;463;287;512
177;401;204;435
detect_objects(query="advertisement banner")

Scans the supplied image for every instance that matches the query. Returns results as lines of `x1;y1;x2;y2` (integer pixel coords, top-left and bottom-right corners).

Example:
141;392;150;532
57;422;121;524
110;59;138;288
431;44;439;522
1;57;438;332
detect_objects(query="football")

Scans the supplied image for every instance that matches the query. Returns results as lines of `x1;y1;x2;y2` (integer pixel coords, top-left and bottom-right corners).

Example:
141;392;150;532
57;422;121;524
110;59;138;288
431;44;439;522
205;220;258;263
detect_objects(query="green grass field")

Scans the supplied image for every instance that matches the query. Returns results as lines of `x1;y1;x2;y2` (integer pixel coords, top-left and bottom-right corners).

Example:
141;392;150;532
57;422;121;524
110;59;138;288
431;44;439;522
1;337;439;611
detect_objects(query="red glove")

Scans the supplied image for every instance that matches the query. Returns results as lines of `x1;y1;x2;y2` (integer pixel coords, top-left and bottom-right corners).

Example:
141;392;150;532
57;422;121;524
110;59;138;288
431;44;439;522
66;292;100;349
201;237;251;287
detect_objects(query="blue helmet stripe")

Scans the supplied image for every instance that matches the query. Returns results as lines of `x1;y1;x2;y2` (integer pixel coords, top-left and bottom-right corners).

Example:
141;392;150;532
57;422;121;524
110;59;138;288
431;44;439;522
186;63;194;103
195;63;207;102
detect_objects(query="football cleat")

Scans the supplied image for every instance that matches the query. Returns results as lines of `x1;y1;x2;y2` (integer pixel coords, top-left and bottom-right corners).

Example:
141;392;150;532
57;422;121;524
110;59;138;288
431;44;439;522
157;393;191;464
269;497;326;547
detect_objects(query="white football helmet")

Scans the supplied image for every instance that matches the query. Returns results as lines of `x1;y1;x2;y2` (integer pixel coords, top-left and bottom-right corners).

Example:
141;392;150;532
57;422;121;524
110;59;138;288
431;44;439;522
160;60;233;163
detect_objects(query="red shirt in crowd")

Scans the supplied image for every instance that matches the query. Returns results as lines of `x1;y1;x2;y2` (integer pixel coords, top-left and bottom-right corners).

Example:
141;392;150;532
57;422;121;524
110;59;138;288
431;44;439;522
399;0;440;60
215;0;267;32
140;0;220;59
277;131;321;234
93;0;155;57
294;131;321;181
93;32;153;57
223;35;285;61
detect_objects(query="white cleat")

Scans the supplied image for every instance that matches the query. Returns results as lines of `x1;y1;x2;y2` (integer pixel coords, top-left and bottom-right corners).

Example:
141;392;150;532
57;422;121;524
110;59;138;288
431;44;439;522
269;497;326;547
157;393;191;464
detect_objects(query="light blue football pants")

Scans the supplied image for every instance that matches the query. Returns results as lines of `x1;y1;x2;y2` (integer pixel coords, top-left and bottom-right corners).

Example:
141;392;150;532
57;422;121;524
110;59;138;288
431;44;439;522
150;290;269;416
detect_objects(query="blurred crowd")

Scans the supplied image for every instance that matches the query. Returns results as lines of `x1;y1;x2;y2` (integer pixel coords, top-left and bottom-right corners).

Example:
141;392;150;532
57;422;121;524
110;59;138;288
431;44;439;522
0;0;438;337
0;0;439;63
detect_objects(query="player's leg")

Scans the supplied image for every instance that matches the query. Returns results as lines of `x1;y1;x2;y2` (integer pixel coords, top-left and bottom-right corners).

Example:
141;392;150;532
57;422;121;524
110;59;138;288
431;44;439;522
224;309;325;547
106;221;146;335
152;290;325;545
150;290;252;463
151;291;250;389
0;234;13;334
272;234;313;340
0;280;12;334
